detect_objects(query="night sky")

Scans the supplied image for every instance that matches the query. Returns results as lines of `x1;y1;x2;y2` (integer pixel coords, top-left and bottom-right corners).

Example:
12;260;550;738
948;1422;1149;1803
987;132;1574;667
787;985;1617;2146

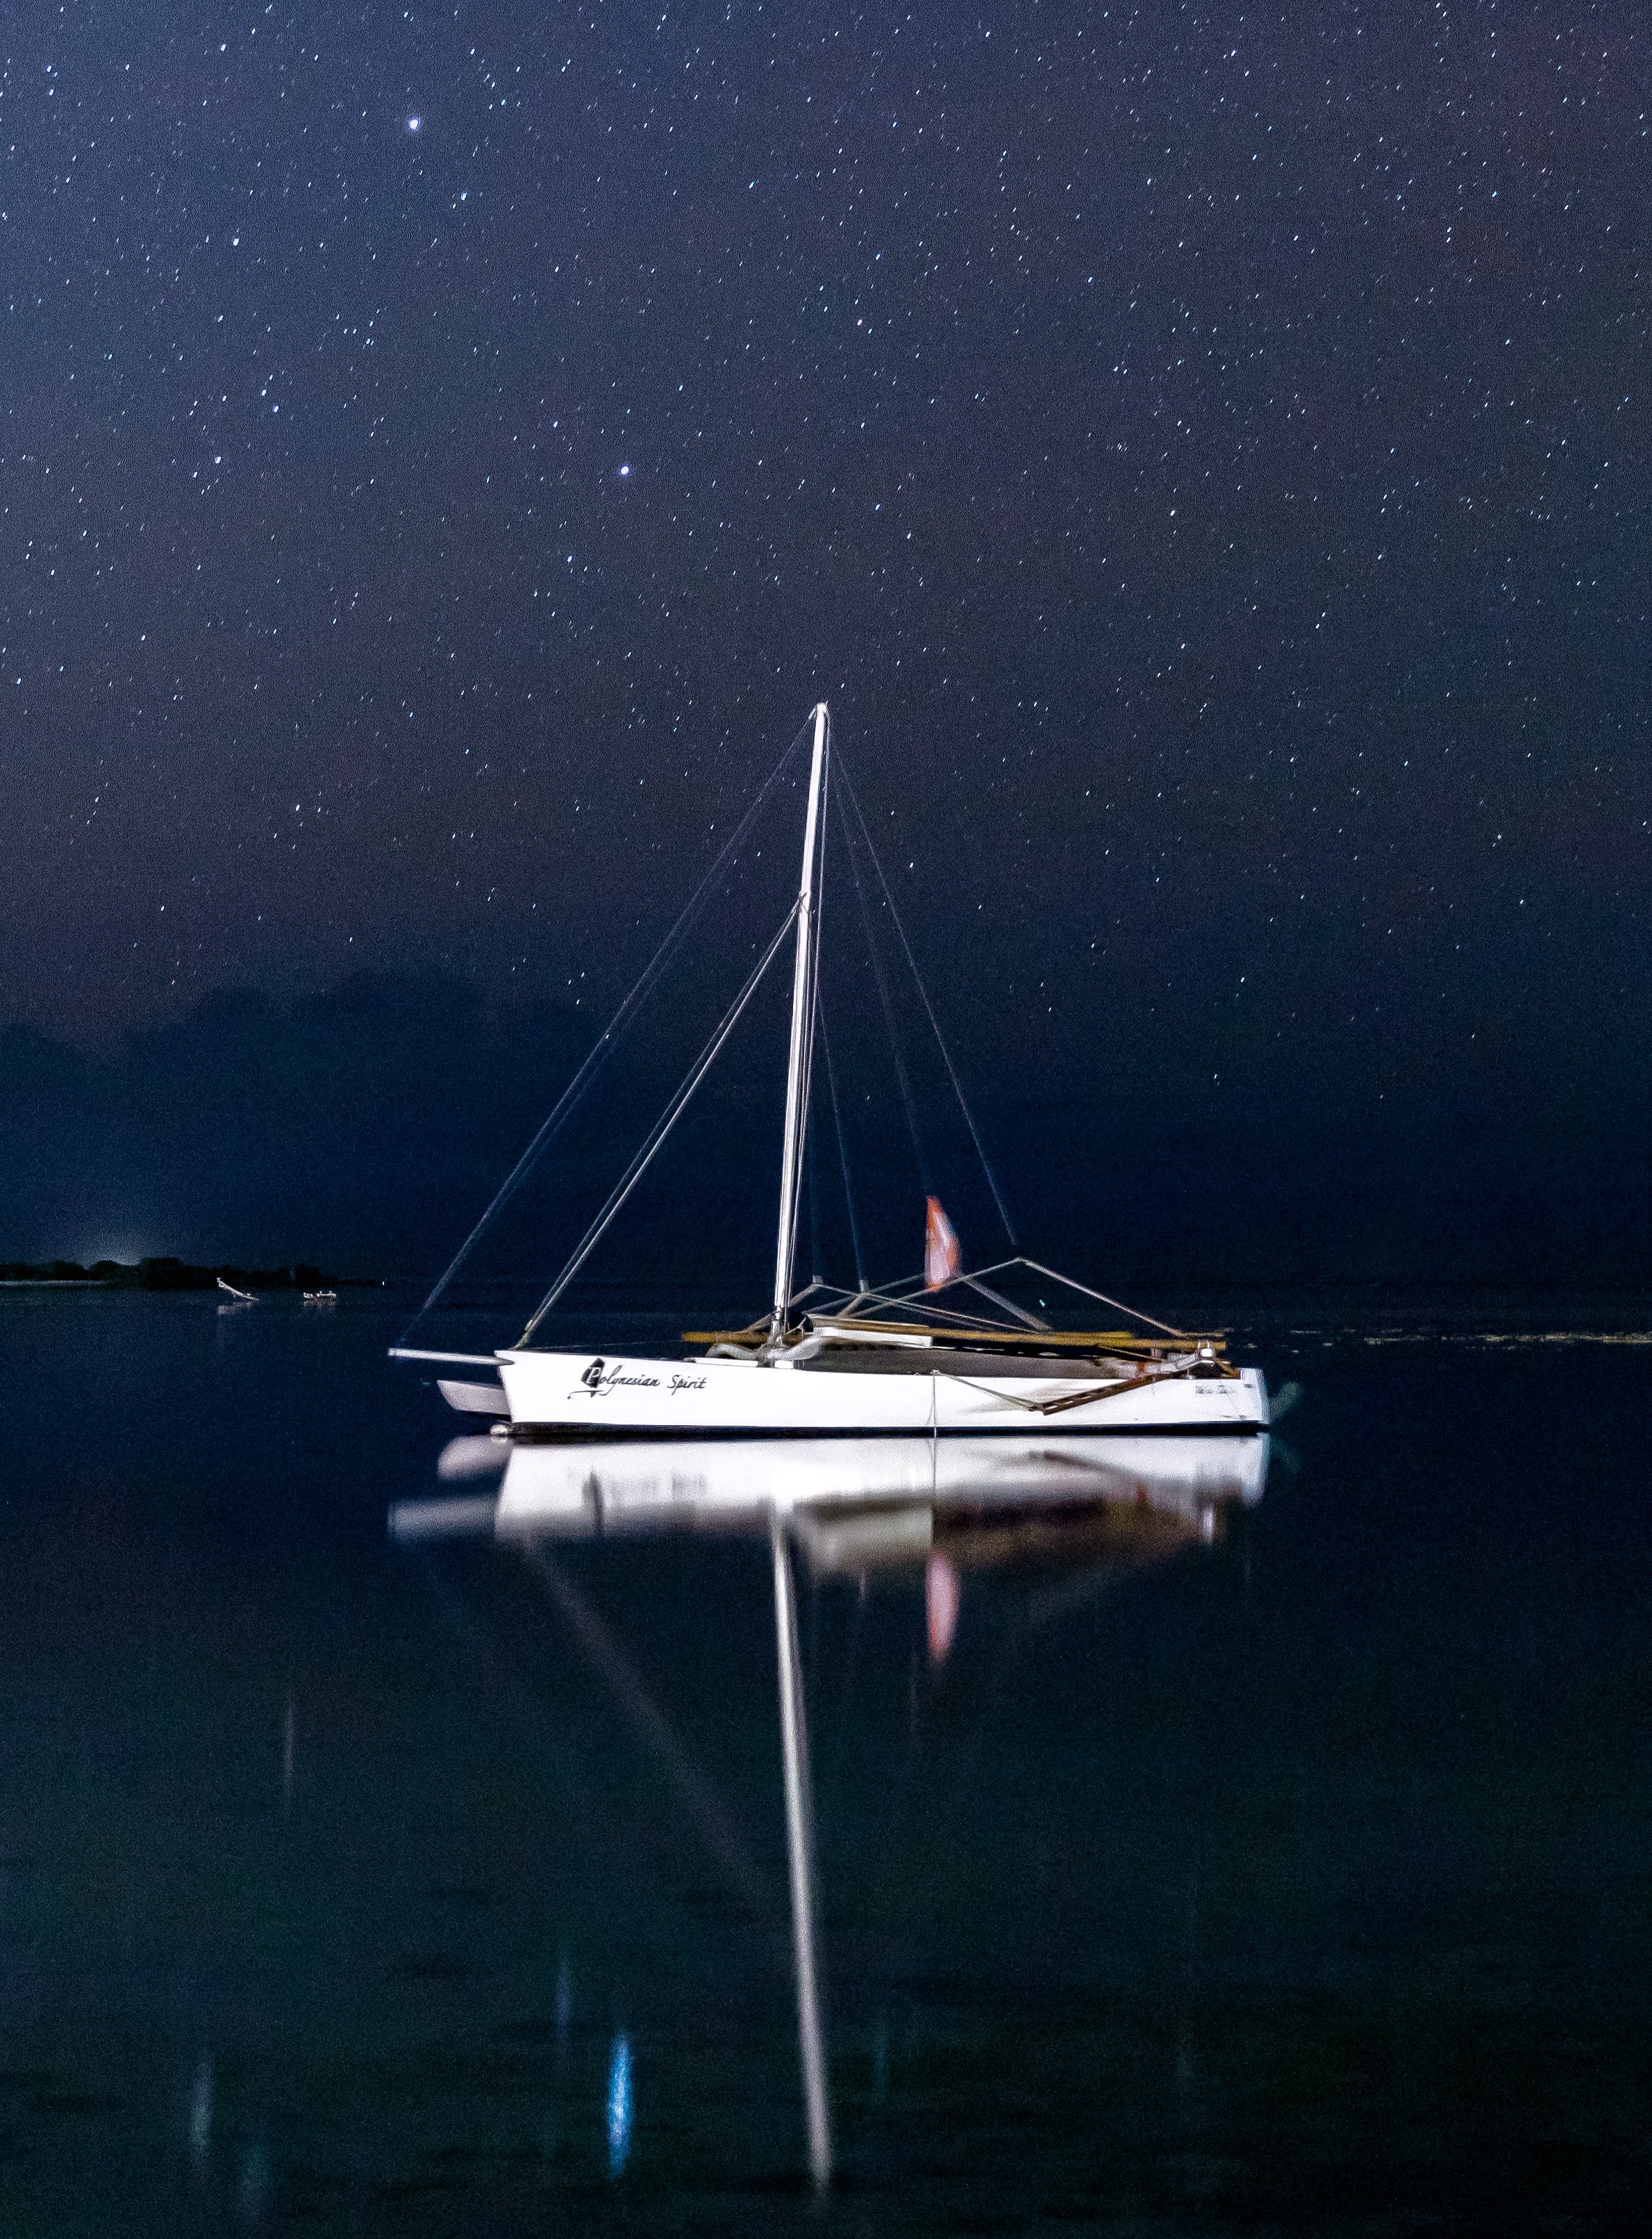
1;3;1647;1287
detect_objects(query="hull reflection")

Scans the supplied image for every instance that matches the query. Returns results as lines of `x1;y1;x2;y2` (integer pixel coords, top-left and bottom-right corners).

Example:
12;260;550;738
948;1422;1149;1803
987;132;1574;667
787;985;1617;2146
486;1431;1268;1552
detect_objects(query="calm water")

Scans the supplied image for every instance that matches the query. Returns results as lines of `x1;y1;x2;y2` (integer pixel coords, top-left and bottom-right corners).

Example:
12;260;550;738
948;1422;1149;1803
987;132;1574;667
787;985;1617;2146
3;1289;1651;2233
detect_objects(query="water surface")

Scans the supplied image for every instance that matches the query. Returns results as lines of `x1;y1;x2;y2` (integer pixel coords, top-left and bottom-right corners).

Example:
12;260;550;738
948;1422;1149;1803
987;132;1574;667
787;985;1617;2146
3;1288;1650;2232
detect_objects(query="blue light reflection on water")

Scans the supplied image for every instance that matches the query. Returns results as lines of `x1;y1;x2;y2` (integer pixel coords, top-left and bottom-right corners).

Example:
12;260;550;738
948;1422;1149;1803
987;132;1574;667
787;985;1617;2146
606;2033;633;2175
3;1288;1652;2231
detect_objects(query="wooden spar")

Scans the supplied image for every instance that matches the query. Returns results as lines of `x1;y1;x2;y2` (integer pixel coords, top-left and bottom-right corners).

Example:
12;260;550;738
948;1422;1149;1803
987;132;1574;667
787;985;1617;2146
683;1320;1229;1358
769;703;830;1345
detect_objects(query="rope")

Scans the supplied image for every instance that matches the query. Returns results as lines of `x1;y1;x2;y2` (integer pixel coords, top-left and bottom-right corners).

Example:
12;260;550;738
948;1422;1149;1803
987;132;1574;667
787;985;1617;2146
399;714;814;1343
942;1364;1192;1418
962;1274;1048;1331
1013;1257;1187;1340
806;1109;820;1286
836;773;930;1192
884;1254;1187;1341
516;901;800;1345
818;994;866;1293
837;758;1017;1248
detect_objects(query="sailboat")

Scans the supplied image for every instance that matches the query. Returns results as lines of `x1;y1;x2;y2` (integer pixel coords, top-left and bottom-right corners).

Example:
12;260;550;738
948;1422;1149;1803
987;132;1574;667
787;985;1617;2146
397;704;1269;1440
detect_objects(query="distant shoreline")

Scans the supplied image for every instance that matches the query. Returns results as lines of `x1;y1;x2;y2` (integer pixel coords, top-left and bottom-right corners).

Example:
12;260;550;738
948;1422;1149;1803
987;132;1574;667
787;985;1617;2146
0;1256;340;1292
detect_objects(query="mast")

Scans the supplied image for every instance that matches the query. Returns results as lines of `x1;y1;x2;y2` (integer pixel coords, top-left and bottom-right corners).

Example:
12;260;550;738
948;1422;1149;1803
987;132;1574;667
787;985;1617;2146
769;702;829;1342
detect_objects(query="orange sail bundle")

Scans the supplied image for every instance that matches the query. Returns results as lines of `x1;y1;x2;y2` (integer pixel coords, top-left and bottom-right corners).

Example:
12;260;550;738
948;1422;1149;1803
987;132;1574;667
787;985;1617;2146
924;1196;962;1290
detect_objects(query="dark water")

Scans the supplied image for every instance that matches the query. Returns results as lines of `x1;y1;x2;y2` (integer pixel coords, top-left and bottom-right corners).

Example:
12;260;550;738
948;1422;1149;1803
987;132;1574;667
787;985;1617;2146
4;1289;1652;2233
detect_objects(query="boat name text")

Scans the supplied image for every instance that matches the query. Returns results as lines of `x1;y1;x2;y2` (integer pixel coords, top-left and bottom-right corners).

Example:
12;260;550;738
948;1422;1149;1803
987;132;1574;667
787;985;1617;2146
578;1357;707;1399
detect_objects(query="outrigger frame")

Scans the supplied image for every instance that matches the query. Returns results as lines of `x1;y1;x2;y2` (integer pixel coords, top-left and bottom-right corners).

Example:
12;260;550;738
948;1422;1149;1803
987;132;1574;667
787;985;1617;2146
684;1256;1239;1379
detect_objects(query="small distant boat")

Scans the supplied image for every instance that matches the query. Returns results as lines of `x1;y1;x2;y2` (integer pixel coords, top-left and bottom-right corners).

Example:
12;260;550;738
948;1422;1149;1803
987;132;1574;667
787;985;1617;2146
302;1290;338;1308
216;1277;257;1304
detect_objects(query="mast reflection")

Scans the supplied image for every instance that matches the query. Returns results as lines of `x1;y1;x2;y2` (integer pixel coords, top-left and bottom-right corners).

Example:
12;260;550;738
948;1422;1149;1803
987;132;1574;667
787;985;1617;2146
771;1511;831;2186
390;1430;1268;2186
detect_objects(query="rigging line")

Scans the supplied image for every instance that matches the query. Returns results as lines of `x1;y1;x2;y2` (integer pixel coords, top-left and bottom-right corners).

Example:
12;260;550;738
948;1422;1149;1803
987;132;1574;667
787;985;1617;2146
519;1543;773;1919
808;1279;1013;1333
928;1254;1024;1285
937;1372;1062;1415
517;901;801;1345
835;757;1018;1249
818;994;866;1294
874;1301;1015;1334
806;1096;821;1285
835;768;930;1193
961;1274;1049;1332
404;714;814;1338
876;1256;1178;1338
876;1263;1023;1306
941;1368;1178;1417
1014;1257;1187;1340
893;1255;1060;1299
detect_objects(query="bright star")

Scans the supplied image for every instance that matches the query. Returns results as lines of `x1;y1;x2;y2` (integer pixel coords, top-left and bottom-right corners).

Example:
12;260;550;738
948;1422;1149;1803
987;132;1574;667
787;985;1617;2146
617;463;632;478
406;115;422;133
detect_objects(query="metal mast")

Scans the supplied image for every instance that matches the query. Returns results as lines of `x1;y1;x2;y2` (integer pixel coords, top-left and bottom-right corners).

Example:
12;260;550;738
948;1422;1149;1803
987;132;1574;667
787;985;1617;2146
769;701;829;1343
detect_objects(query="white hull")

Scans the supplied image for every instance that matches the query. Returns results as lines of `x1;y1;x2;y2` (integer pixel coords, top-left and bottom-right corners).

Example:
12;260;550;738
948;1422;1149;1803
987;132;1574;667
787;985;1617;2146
495;1347;1269;1437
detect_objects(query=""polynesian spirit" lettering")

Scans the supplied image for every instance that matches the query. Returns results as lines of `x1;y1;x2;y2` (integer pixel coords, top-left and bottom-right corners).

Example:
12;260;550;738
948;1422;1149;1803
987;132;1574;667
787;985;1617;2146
577;1358;708;1399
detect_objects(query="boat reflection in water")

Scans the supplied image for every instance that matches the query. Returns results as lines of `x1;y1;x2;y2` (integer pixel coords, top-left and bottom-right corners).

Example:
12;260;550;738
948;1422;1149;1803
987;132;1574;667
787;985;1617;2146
390;1430;1269;2189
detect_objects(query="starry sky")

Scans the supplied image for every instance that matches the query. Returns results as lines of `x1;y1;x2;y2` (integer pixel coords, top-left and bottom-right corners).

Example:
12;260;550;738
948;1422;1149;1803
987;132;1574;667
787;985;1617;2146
1;3;1647;1281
